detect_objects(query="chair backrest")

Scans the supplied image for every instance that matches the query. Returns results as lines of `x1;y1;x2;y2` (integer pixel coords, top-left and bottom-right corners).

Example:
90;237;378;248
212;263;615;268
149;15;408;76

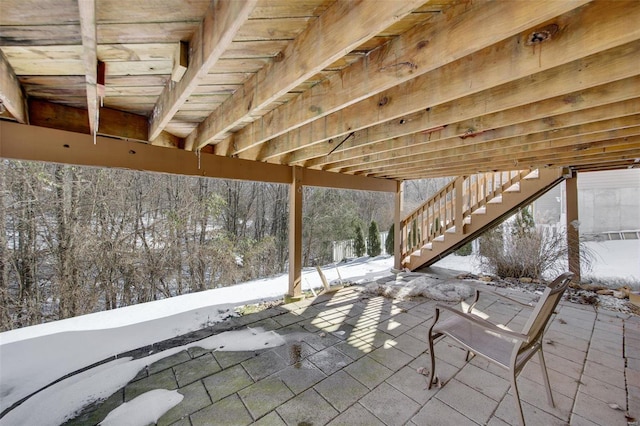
520;272;574;350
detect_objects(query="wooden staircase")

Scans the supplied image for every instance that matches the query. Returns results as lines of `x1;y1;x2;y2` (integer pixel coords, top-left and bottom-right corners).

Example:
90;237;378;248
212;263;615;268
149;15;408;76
400;168;570;271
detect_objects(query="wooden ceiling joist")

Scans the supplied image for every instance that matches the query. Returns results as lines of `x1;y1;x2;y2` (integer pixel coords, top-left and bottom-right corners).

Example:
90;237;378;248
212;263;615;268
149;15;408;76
228;0;590;159
147;0;258;141
379;141;640;180
232;1;586;160
325;97;640;174
254;1;640;164
78;0;99;135
357;120;640;177
367;133;640;178
0;49;26;123
187;0;426;152
307;76;640;170
1;0;638;186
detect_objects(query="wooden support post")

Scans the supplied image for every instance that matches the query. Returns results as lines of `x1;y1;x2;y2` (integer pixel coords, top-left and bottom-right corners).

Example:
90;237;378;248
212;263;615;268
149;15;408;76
566;173;581;282
287;166;304;301
394;181;404;270
455;177;464;235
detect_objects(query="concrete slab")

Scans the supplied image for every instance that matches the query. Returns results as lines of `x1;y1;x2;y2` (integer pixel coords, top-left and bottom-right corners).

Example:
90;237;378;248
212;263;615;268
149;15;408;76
202;364;254;403
275;388;339;426
238;377;294;420
359;382;421;426
313;370;369;413
174;353;221;387
190;394;253;426
158;380;211;426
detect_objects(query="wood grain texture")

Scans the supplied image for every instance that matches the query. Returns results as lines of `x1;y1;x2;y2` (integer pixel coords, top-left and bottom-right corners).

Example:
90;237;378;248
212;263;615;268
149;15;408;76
189;0;426;151
0;49;26;123
254;1;640;162
231;0;591;156
148;0;258;140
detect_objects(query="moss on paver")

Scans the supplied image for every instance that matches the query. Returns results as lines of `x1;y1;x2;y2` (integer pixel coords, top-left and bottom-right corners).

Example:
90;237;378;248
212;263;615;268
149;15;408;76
173;353;221;387
148;350;191;375
238;377;294;420
190;394;253;426
125;368;177;401
276;388;339;425
202;364;254;403
157;380;211;426
241;350;289;381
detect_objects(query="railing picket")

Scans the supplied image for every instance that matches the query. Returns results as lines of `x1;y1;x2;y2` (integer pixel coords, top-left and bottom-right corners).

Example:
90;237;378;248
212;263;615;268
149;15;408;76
400;169;536;260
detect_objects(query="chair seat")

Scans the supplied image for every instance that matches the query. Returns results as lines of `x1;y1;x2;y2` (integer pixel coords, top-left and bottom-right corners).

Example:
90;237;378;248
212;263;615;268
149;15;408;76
433;314;536;369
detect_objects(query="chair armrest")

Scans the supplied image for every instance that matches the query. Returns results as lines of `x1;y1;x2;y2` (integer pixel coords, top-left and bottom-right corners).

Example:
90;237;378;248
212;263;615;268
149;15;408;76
435;304;529;342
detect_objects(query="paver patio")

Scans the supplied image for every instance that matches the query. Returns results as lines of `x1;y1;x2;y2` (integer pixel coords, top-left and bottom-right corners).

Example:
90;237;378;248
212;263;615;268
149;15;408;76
65;272;639;426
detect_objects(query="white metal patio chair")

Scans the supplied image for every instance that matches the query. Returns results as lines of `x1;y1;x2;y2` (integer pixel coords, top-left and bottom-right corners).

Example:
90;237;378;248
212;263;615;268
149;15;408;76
427;272;574;425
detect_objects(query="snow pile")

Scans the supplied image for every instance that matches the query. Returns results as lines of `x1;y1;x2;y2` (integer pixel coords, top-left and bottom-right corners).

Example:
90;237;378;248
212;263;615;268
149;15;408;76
364;276;474;302
0;327;285;426
99;390;183;426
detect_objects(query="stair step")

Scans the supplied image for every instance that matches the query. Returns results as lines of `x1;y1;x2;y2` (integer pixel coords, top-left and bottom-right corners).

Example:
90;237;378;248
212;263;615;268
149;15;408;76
401;168;565;271
505;183;520;192
472;206;486;214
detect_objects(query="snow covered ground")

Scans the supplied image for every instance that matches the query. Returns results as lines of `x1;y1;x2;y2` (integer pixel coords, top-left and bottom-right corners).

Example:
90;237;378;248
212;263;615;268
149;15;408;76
0;240;637;425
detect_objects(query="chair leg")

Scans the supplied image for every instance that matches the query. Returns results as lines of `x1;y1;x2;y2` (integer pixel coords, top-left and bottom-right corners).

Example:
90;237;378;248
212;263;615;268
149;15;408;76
510;373;526;426
538;348;555;408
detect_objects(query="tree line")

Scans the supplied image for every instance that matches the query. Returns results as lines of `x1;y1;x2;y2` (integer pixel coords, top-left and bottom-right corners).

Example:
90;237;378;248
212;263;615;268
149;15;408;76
1;160;448;331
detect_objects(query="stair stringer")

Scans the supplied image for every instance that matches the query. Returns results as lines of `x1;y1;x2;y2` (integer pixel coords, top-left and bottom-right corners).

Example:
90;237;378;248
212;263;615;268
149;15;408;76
405;167;568;271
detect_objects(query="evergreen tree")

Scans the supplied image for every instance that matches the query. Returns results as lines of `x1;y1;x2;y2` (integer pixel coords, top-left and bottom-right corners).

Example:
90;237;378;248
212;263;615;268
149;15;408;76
354;224;366;257
368;221;382;257
513;205;535;237
385;223;394;255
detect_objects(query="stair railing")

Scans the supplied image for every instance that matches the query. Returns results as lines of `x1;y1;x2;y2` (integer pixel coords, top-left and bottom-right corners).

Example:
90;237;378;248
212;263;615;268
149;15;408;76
399;169;534;262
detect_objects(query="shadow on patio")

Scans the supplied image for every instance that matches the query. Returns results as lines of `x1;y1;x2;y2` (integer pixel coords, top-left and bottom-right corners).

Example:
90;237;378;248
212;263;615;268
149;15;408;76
65;273;639;426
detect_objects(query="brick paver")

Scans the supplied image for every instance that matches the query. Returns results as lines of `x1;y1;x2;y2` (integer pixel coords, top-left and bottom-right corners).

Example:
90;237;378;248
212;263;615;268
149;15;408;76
63;275;636;426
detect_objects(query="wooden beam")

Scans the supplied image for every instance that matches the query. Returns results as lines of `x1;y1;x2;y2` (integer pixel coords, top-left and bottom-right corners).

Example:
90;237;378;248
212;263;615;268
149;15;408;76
0;49;26;123
0;121;395;192
308;43;640;171
0;121;292;184
254;1;640;162
394;181;404;270
188;0;425;152
78;0;98;134
301;168;396;192
229;0;590;157
288;166;303;300
148;0;257;141
566;174;581;281
171;41;189;83
376;135;640;179
27;99;182;147
360;126;640;176
336;100;640;174
304;76;640;169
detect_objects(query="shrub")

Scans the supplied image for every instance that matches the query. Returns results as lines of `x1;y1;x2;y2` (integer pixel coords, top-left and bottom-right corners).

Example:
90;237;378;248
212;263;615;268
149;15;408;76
354;224;366;257
478;224;592;280
455;241;473;256
386;223;394;255
367;221;382;257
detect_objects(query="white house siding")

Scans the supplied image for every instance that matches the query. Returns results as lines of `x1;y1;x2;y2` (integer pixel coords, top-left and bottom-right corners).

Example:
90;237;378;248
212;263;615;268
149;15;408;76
535;169;640;236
